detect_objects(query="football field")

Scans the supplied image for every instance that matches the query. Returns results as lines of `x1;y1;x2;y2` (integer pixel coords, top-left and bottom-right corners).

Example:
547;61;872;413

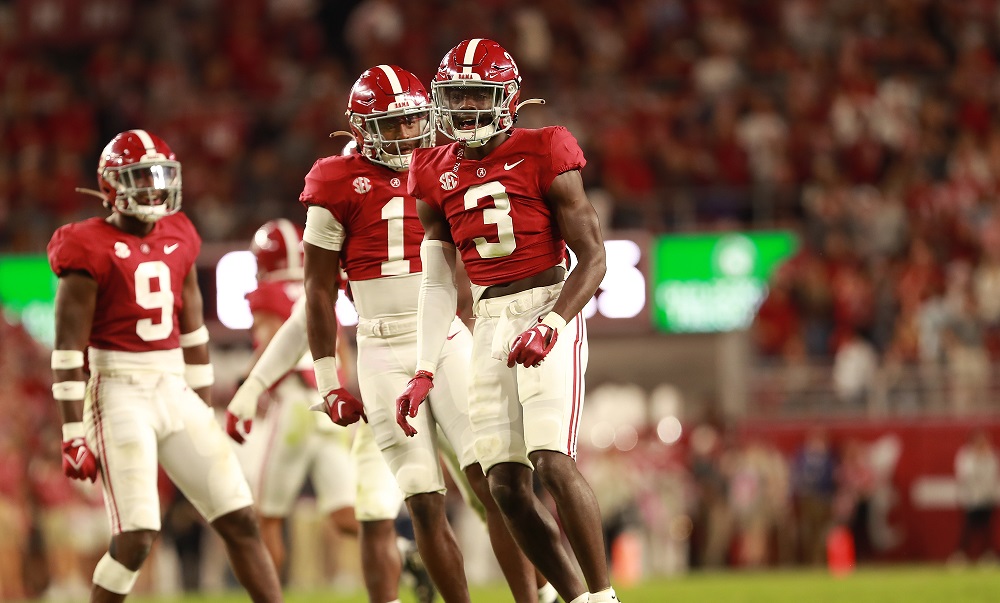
135;565;1000;602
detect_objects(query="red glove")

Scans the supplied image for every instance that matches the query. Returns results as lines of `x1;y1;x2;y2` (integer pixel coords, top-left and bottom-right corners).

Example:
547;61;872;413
62;425;99;483
507;318;559;368
396;371;434;437
225;412;253;445
320;387;367;427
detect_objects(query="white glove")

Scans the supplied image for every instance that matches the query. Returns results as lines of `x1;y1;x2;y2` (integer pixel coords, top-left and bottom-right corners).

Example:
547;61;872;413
226;376;266;444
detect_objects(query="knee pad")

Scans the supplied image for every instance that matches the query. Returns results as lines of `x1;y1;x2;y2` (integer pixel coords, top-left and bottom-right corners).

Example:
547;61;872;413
395;462;439;496
523;405;563;450
93;552;140;595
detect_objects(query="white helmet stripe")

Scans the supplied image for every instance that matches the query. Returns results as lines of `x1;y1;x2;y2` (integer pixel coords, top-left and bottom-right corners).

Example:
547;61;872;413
462;39;482;74
131;129;158;155
377;65;404;94
274;219;302;271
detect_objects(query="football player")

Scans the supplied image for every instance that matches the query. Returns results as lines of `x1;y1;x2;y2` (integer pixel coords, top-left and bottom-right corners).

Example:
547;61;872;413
227;218;431;602
398;38;618;603
226;219;363;578
299;65;542;603
48;130;282;602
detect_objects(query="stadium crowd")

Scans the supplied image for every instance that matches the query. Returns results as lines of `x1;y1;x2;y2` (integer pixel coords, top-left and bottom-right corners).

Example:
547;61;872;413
4;0;1000;598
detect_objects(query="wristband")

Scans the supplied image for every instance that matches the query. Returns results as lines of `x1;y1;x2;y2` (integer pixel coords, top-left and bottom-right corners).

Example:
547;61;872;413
184;364;215;389
540;312;567;332
62;421;85;441
53;381;87;401
414;370;434;380
179;325;210;348
51;350;85;370
313;356;341;393
415;360;438;374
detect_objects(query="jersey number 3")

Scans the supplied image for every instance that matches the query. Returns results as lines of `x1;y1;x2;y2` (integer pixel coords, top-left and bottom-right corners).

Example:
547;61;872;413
465;181;516;258
135;261;174;341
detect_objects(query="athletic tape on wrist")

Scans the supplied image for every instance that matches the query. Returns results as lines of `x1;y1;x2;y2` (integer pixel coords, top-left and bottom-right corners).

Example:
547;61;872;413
184;364;215;389
179;325;210;348
541;312;567;332
52;381;87;401
51;349;85;370
62;421;85;441
314;356;341;392
92;552;140;595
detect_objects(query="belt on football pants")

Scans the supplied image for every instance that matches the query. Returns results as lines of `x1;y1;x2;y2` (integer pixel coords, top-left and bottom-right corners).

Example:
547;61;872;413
356;315;419;337
473;282;563;319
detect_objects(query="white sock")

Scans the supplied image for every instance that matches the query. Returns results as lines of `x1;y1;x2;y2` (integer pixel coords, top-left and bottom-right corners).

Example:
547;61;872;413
538;582;558;603
386;600;402;603
589;587;618;602
569;595;589;603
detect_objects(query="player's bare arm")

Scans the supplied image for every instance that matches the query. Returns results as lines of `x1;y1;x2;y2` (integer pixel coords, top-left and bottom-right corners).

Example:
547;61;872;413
304;240;365;426
177;265;213;404
304;241;341;360
417;198;455;244
547;169;606;322
52;271;97;425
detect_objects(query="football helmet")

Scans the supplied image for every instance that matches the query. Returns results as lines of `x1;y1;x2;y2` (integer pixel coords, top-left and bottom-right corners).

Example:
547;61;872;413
96;130;182;222
432;38;521;147
346;65;432;170
251;219;304;281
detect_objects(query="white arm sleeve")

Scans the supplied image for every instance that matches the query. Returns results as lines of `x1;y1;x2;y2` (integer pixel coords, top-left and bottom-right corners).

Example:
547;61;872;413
247;297;310;388
303;205;345;251
415;240;459;374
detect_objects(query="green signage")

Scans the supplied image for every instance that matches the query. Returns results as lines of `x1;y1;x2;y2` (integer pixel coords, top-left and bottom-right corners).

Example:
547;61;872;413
0;255;57;346
651;232;797;333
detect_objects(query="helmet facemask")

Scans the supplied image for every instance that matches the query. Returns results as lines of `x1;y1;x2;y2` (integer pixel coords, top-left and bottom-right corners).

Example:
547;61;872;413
103;161;182;223
350;107;432;170
432;80;518;147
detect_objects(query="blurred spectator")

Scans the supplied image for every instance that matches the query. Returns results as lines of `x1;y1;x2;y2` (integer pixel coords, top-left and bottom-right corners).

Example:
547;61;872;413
951;429;1000;564
940;263;990;413
0;431;28;601
790;429;837;566
832;328;878;408
687;423;733;569
727;438;789;567
833;438;876;563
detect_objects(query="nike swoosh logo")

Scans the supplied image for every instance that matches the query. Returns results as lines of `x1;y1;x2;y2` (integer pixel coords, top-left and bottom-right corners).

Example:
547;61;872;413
446;331;460;340
504;159;525;170
164;243;179;254
336;399;347;417
525;331;537;347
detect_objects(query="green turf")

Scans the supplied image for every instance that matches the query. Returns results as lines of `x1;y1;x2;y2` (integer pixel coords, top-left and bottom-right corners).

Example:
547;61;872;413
134;565;1000;602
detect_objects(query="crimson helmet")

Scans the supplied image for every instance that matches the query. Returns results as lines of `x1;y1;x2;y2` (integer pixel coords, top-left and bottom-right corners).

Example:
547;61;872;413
250;219;304;281
97;130;182;222
432;39;521;147
346;65;432;170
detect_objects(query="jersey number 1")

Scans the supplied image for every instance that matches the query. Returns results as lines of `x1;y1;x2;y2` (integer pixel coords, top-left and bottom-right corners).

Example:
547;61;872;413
135;261;174;341
381;196;409;276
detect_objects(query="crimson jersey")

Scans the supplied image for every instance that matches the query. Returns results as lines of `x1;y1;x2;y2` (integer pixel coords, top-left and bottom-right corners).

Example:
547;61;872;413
246;280;303;337
299;153;423;281
47;214;201;352
408;126;584;286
